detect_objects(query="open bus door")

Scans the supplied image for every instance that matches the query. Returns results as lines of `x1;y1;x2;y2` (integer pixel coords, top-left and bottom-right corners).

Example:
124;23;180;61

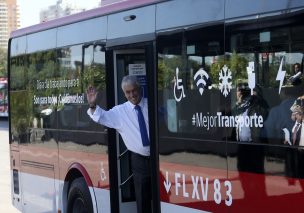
107;44;159;213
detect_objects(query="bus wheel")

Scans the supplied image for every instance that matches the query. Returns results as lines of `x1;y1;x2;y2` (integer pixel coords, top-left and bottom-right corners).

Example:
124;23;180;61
67;177;93;213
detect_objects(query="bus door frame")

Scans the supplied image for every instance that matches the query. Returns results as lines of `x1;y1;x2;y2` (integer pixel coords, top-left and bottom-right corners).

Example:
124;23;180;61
106;42;160;213
115;49;145;213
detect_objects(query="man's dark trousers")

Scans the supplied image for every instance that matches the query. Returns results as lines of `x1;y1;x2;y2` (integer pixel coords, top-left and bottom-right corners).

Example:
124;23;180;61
131;152;152;213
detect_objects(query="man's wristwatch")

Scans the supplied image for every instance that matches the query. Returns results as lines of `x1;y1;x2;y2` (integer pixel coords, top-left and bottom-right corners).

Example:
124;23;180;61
89;103;96;109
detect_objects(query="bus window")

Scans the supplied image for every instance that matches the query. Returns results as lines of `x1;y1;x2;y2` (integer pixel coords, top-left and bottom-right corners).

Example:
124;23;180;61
56;44;105;129
157;23;233;211
57;43;107;144
57;45;83;130
158;24;226;140
225;14;304;146
28;50;58;144
10;55;28;144
225;10;304;210
157;24;227;175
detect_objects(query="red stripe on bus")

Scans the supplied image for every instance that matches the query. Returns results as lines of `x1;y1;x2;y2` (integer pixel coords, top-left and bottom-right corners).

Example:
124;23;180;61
159;162;304;213
68;163;94;187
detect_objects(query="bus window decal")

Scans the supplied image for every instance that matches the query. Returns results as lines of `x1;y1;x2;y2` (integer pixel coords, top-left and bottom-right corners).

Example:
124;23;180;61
219;65;232;97
192;111;264;130
247;62;256;95
163;171;171;193
100;162;107;181
173;67;186;102
193;68;211;96
276;57;286;94
163;170;233;207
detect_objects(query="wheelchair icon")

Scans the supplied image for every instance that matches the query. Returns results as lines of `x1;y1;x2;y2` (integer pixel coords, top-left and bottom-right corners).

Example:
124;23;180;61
173;67;186;102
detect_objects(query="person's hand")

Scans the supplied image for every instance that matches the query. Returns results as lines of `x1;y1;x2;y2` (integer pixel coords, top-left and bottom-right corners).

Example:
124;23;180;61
86;86;98;108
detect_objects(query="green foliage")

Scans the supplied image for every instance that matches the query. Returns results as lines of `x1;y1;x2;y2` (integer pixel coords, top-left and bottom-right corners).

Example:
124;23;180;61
158;59;175;89
229;51;248;82
83;63;106;91
10;90;32;137
158;56;183;89
210;57;225;85
0;48;7;77
158;51;253;90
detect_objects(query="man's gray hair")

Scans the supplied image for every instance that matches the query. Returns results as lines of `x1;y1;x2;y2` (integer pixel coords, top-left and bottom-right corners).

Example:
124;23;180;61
121;75;140;90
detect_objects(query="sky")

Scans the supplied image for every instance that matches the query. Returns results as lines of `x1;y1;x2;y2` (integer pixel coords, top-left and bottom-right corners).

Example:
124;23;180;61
18;0;101;28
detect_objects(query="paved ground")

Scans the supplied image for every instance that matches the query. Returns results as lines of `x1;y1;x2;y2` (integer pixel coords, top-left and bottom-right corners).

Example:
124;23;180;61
0;119;20;212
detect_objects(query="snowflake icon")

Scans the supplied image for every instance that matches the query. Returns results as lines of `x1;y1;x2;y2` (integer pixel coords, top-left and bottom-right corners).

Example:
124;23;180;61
219;65;232;97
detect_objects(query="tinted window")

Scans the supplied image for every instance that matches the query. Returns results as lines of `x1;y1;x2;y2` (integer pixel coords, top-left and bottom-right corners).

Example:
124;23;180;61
225;11;304;146
10;55;28;143
29;50;58;131
158;25;226;141
57;44;106;133
157;24;229;207
225;10;304;210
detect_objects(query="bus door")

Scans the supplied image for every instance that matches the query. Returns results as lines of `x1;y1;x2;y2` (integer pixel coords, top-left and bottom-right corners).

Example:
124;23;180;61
111;49;149;213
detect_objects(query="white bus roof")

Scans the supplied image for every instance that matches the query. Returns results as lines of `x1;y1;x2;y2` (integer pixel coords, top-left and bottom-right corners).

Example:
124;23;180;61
10;0;163;38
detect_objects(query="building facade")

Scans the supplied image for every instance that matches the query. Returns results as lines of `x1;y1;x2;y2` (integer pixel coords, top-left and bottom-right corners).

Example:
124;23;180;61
0;0;19;49
40;0;86;23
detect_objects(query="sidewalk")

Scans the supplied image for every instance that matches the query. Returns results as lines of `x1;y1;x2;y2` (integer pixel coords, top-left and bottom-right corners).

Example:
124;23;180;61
0;127;20;212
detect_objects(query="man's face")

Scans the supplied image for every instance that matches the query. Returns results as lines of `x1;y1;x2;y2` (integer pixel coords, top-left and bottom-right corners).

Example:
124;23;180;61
236;88;243;103
291;112;297;121
295;112;303;123
123;84;141;105
295;64;300;72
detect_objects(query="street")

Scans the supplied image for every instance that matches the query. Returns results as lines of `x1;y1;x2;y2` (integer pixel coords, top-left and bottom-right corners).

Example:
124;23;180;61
0;118;19;212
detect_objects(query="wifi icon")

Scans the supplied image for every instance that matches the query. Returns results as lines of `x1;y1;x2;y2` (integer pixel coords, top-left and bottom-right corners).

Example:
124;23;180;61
193;68;210;95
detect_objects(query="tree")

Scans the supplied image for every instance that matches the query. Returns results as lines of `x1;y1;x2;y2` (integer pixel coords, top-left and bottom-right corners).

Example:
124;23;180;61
0;48;7;77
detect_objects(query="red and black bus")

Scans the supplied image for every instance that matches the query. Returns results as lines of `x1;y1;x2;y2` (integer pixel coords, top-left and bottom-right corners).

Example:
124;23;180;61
8;0;304;212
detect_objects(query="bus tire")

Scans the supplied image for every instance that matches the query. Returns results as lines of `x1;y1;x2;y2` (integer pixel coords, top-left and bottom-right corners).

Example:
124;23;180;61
67;177;93;213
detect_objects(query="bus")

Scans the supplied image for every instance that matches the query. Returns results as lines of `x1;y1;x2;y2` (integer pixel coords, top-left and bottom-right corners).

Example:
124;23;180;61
8;0;304;212
0;77;8;117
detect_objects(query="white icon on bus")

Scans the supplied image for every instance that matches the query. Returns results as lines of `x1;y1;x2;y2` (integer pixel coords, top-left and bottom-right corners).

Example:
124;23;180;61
100;162;107;181
174;67;186;102
219;65;232;97
247;62;255;95
193;68;210;95
276;57;286;94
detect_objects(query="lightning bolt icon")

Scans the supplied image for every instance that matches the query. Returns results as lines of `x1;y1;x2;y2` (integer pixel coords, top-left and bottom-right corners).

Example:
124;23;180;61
276;57;286;94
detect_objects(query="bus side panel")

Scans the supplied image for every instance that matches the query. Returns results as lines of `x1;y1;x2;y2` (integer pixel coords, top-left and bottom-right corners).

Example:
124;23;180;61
56;43;110;213
226;6;304;213
228;144;304;213
157;20;228;212
58;132;111;213
10;144;22;211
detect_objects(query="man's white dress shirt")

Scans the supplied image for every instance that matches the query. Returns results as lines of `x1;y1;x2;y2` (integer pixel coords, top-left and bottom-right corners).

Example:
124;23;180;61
299;121;304;146
87;98;150;156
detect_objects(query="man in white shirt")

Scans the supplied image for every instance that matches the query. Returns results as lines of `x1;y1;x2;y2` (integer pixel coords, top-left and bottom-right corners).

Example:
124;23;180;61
86;75;151;213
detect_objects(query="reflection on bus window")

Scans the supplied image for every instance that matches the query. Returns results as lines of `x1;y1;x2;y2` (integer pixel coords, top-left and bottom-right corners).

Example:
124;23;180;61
0;77;8;117
57;44;106;132
226;12;304;146
158;25;226;142
10;55;27;143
